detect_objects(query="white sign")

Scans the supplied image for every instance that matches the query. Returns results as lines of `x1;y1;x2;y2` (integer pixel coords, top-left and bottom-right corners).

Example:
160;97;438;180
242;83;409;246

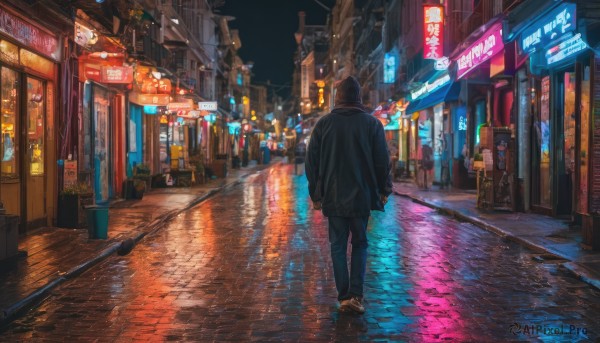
198;101;217;111
64;160;78;188
434;57;450;71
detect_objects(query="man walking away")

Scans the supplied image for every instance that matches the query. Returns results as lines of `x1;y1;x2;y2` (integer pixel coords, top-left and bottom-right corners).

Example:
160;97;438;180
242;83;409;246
305;76;392;314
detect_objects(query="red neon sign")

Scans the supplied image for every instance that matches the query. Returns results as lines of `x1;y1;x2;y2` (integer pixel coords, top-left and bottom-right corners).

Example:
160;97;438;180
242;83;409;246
423;5;444;60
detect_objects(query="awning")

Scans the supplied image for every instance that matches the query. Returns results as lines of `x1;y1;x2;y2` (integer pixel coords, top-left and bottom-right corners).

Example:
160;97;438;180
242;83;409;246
405;82;461;114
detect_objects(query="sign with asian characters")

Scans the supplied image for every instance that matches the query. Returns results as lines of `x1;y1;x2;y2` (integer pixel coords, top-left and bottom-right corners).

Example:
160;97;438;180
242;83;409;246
423;5;444;60
456;22;504;79
520;2;576;54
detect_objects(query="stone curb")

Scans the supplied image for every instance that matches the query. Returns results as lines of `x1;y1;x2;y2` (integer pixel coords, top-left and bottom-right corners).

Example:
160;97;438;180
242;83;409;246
0;163;278;328
393;189;600;291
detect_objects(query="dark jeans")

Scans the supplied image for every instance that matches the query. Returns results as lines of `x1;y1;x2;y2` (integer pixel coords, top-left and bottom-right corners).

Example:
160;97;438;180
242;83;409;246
328;216;369;301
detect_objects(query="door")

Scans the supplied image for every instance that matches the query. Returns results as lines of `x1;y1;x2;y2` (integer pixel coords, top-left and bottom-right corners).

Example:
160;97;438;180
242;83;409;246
24;76;47;229
92;85;110;204
556;70;576;216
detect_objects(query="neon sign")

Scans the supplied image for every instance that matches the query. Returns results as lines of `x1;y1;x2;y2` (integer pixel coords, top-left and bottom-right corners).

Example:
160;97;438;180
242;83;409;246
458;116;467;131
410;73;451;101
521;3;576;54
456;22;504;79
545;33;587;65
423;5;444;60
384;53;396;84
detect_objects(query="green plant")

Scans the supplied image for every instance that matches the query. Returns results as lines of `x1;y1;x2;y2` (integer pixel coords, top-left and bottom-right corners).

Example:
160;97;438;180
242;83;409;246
61;182;92;195
474;153;483;161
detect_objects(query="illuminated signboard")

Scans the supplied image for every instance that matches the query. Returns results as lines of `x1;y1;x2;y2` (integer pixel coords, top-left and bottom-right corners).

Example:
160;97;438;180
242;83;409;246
198;101;218;111
456;22;504;79
423;5;444;60
434;57;450;71
384;53;396;84
545;33;587;65
410;73;451;101
0;6;60;60
521;3;576;54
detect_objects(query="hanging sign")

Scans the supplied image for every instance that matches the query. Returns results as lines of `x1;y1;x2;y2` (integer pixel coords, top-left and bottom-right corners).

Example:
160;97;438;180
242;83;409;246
384;53;396;83
81;63;133;84
456;22;504;79
520;2;576;54
423;5;444;60
167;99;194;112
129;92;170;106
198;101;218;111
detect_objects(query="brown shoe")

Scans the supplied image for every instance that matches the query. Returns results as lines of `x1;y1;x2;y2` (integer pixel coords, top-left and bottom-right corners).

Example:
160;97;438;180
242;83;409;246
339;297;365;314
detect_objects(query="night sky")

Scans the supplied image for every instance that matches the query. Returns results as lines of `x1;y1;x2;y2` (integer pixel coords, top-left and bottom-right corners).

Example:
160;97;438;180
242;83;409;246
219;0;330;99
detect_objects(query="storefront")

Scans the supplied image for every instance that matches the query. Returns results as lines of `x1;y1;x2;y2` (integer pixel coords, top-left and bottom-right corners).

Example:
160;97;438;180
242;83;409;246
452;18;506;193
128;65;171;177
78;52;132;203
506;1;594;218
0;4;62;231
405;71;460;187
162;99;195;170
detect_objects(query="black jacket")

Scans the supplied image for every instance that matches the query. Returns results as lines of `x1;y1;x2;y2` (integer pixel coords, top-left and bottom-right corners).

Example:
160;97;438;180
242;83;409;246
305;105;392;217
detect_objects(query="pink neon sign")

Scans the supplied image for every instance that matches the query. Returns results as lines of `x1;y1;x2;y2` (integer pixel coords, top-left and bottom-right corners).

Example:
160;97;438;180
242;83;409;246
456;22;504;79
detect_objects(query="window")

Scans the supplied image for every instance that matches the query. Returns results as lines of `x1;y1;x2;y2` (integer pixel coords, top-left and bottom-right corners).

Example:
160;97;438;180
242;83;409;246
27;77;45;175
1;67;18;177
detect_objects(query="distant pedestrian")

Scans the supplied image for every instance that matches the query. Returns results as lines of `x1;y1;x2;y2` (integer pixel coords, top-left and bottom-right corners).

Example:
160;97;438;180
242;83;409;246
305;76;392;314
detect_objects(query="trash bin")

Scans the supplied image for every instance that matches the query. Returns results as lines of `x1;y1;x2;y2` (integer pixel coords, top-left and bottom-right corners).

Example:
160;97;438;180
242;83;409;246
86;205;109;239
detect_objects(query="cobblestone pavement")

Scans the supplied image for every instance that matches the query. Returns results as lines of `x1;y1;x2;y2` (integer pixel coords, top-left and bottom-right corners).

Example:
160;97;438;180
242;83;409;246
2;164;600;342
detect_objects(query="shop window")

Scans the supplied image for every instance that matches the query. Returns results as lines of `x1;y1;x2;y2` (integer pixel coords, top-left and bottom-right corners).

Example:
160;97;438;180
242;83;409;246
0;40;19;65
27;77;44;176
538;76;551;207
1;67;18;177
20;50;53;79
579;65;591;214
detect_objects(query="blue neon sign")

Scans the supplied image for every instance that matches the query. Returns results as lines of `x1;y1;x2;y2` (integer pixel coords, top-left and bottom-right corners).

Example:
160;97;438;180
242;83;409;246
521;3;576;54
520;3;577;53
545;33;588;65
383;53;396;84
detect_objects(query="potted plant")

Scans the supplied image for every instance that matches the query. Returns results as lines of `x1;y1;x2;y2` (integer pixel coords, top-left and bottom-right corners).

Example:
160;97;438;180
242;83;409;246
134;163;151;189
132;178;146;199
57;182;94;228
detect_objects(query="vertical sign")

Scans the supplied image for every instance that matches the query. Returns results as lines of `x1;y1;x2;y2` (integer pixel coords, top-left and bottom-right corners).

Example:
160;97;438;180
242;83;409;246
423;5;444;60
383;53;396;84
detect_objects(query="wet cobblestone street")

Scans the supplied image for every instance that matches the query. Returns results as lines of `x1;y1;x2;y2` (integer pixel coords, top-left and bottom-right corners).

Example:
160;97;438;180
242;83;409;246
2;164;600;342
